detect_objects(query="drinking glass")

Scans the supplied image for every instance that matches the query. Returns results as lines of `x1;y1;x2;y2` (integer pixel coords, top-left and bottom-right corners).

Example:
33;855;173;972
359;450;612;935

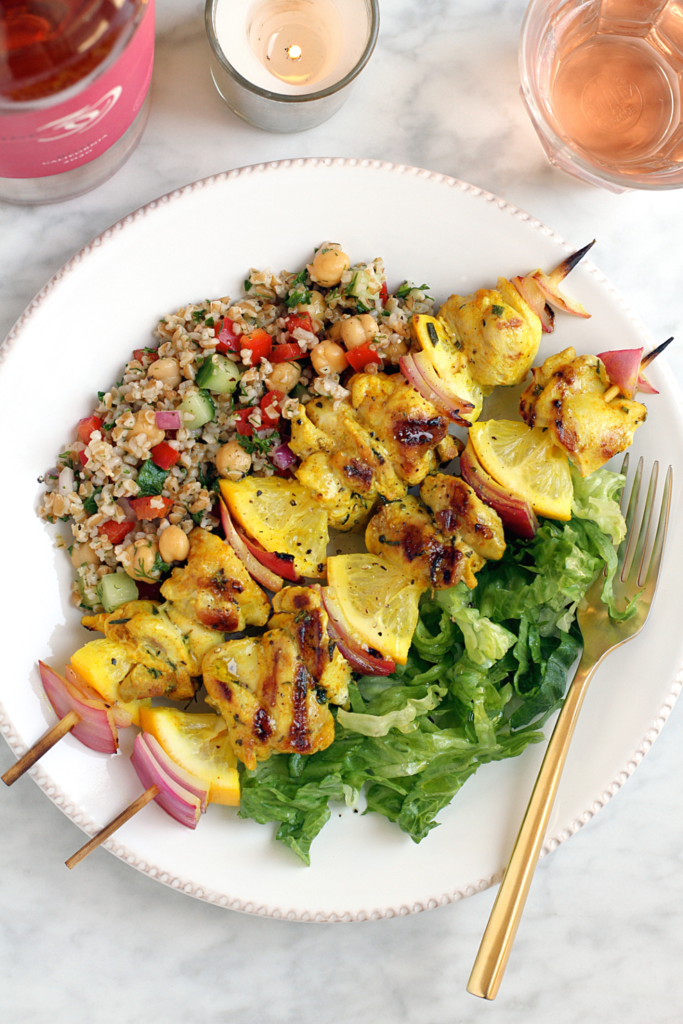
520;0;683;191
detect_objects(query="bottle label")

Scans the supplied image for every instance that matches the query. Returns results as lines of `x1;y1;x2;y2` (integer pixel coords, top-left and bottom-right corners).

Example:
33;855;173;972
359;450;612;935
0;0;155;180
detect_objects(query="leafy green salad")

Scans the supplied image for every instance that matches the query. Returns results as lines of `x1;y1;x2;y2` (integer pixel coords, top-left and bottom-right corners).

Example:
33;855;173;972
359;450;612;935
239;467;628;864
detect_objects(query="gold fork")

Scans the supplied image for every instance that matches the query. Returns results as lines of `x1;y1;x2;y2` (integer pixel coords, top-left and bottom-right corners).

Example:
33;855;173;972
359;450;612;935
467;457;673;1000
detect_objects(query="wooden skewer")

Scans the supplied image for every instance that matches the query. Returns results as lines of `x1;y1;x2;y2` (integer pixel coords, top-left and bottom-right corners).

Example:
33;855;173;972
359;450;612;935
65;785;159;870
2;710;81;787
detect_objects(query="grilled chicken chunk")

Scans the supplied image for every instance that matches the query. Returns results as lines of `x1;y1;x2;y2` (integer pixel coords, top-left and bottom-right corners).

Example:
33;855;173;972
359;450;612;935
289;398;405;530
420;473;506;561
82;600;201;702
519;347;647;476
439;277;542;388
350;372;450;486
365;494;486;590
203;586;351;769
160;527;270;633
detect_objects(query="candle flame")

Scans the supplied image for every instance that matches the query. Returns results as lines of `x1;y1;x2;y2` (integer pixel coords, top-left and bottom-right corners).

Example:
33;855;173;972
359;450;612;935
287;44;302;61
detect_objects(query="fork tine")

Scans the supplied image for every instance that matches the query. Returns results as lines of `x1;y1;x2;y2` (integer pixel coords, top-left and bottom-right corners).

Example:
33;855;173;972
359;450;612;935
617;456;643;567
622;461;658;587
640;466;673;592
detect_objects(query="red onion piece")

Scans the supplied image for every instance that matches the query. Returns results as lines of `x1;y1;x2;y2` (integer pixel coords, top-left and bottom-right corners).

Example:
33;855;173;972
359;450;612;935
155;410;182;430
321;588;396;676
219;499;284;591
511;275;555;333
399;353;473;425
39;661;118;754
130;733;204;829
531;270;590;318
636;372;658;395
271;442;297;470
460;446;538;540
143;733;209;813
597;348;643;399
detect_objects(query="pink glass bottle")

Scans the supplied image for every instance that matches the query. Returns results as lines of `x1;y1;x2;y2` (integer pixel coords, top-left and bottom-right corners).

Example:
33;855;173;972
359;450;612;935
0;0;155;205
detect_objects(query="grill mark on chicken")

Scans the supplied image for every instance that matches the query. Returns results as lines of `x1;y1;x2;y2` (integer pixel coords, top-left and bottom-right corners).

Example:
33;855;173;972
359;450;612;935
289;663;312;753
196;600;240;633
395;417;447;447
342;458;374;491
253;707;273;741
296;609;327;680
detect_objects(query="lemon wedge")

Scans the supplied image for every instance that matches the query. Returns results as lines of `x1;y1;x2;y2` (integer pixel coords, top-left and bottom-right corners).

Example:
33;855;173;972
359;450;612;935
468;419;572;521
139;706;240;806
219;476;328;578
326;554;425;664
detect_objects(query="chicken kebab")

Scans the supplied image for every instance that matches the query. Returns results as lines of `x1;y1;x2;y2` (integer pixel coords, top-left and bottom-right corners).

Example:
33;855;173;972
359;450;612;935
36;238;664;815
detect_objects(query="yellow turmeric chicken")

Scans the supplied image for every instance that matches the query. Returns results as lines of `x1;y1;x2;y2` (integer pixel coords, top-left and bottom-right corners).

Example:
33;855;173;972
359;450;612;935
365;474;505;590
519;347;647;476
81;528;269;702
203;586;351;769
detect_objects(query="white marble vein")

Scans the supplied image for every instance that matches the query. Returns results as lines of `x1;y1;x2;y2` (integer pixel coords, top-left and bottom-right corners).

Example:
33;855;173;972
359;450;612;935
3;1;683;1021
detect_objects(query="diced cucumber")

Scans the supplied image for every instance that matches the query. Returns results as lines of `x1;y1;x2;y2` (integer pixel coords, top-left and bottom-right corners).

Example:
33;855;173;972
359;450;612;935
75;578;99;610
96;572;140;613
195;354;240;394
347;269;371;298
178;389;215;430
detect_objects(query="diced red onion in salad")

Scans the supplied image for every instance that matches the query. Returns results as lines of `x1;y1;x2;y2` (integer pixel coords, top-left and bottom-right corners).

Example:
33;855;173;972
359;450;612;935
155;410;182;430
271;443;297;471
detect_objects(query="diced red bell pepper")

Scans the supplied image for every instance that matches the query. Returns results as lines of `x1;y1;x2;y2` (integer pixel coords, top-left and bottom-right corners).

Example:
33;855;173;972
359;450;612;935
240;329;272;364
379;282;388;306
271;343;305;363
129;496;174;521
285;313;314;335
99;520;136;545
346;344;382;372
235;407;256;436
77;415;103;445
150;441;180;470
215;318;240;354
260;389;285;427
133;348;159;364
79;451;88;468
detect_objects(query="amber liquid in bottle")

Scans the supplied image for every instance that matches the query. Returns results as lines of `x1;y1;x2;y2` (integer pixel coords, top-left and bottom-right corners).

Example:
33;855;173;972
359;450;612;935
547;1;683;173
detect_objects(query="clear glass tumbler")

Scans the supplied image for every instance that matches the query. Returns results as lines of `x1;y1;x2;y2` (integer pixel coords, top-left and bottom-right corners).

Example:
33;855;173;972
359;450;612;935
520;0;683;192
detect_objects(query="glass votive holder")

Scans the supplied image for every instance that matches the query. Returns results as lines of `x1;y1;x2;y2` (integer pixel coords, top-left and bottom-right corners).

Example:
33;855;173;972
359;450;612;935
205;0;379;133
520;0;683;193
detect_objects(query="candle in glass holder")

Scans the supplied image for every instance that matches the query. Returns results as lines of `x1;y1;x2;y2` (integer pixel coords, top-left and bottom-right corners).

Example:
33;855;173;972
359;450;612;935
205;0;379;132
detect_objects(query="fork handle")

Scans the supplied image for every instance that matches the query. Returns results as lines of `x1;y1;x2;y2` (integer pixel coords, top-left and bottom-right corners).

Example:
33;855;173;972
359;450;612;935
467;650;599;1000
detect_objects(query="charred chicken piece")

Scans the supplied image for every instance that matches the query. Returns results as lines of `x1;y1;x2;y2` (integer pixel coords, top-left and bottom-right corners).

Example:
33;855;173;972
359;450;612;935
350;372;450;486
420;473;506;562
82;600;200;702
289;398;406;531
519;347;647;476
160;527;270;633
203;586;351;769
365;494;488;590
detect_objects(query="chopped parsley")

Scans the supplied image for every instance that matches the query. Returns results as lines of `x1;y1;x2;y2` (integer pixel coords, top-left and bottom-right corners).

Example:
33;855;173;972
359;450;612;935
205;316;215;327
237;431;280;456
243;279;253;292
491;304;505;317
292;269;308;285
136;459;169;497
285;288;311;308
97;391;106;402
58;452;76;469
82;486;103;516
192;309;206;322
396;281;430;299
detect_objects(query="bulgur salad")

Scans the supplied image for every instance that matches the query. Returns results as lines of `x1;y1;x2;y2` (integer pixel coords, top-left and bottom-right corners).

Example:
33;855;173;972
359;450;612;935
39;242;434;612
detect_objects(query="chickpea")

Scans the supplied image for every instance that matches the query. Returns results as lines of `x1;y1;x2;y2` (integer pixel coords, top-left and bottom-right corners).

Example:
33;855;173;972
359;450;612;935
307;246;350;288
326;320;344;342
310;340;349;376
216;439;252;479
71;543;99;569
129;409;165;447
148;357;182;389
297;290;326;330
265;361;301;394
123;537;161;582
159;525;190;564
341;313;378;351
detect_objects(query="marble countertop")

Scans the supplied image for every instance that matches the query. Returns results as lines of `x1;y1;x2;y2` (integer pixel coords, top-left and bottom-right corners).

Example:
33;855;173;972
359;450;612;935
3;1;683;1021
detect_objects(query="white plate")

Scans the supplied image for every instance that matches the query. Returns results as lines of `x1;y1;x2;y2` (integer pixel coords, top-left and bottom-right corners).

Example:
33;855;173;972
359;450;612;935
2;159;682;922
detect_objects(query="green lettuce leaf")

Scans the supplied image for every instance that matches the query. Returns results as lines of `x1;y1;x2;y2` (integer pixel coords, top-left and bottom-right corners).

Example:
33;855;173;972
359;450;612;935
571;465;627;544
